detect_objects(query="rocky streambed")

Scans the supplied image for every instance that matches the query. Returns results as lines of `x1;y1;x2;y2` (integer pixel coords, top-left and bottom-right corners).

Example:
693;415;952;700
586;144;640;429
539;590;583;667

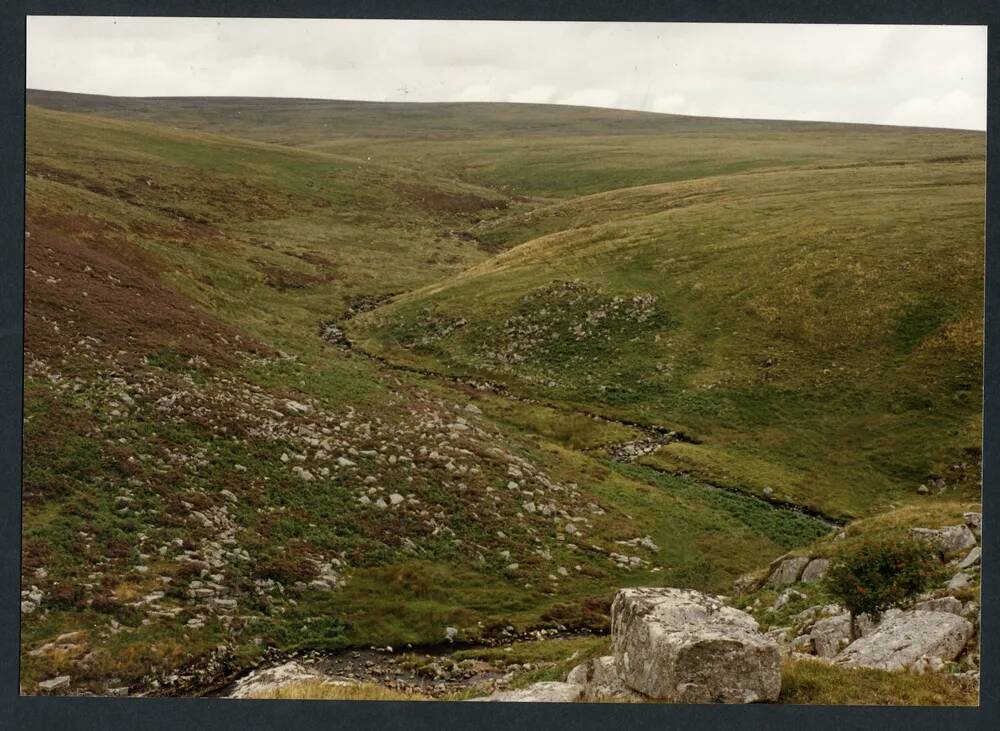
211;628;600;700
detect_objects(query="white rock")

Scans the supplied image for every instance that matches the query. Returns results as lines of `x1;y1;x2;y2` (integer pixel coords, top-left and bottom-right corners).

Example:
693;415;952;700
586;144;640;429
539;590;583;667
468;681;584;703
914;596;964;615
835;610;974;671
38;676;71;691
959;547;981;569
610;587;781;703
388;493;404;505
766;557;810;589
799;558;830;584
566;656;643;702
947;572;971;591
228;661;342;698
911;525;977;555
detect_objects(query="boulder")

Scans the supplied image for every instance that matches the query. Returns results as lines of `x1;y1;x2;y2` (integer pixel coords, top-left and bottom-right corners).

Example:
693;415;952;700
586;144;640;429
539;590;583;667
914;596;964;615
947;573;972;591
808;614;853;658
807;611;883;657
963;512;982;539
469;681;584;703
799;558;830;584
911;525;977;555
611;587;781;703
959;547;981;570
835;610;974;671
566;656;643;702
228;661;345;698
766;557;810;589
37;676;71;692
283;400;312;415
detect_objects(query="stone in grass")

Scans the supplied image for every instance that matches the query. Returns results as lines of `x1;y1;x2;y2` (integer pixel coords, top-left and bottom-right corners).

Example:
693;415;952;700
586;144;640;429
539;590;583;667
37;676;71;692
911;526;977;555
611;587;781;703
959;547;981;570
467;681;584;703
946;573;972;591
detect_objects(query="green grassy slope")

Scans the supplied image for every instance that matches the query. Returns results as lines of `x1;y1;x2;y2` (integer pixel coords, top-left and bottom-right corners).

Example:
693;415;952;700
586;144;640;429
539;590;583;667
22;95;983;700
28;89;985;201
350;158;985;520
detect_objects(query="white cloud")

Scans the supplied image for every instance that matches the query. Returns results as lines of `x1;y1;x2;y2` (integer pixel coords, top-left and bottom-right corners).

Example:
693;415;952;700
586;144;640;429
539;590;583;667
886;90;986;130
25;18;987;130
558;88;620;109
507;85;558;104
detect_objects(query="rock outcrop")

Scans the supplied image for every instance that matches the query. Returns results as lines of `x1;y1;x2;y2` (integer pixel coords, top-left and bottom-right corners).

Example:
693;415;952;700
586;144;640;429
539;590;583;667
835;610;974;671
611;587;781;703
911;525;977;555
799;558;830;584
766;557;811;589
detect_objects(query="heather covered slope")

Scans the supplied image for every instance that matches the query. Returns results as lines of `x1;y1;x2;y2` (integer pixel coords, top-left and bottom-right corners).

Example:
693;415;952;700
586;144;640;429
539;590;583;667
21;95;983;699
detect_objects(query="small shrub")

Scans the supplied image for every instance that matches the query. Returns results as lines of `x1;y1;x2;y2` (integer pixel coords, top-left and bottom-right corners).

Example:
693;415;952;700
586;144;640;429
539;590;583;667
255;556;316;585
824;537;940;639
541;595;612;631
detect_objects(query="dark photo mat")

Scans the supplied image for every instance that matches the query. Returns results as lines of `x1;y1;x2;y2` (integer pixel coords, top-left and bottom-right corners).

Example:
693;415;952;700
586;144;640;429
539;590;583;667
1;1;997;728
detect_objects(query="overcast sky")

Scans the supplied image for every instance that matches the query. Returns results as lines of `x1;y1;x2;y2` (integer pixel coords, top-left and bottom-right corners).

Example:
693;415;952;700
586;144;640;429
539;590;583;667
27;18;987;130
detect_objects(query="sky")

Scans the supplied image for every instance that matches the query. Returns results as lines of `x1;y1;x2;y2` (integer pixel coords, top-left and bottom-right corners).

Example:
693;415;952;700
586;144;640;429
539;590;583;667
26;18;988;130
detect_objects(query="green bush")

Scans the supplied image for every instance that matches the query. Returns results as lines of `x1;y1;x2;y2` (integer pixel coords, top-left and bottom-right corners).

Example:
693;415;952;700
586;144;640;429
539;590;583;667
824;537;940;639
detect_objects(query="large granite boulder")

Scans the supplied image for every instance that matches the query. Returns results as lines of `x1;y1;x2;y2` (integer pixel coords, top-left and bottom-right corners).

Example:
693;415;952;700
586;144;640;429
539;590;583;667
835;610;974;671
469;681;584;703
611;588;781;703
566;656;643;702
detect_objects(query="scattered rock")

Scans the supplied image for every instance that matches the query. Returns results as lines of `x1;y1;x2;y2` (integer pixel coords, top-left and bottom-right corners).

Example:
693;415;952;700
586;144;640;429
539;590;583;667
283;400;312;415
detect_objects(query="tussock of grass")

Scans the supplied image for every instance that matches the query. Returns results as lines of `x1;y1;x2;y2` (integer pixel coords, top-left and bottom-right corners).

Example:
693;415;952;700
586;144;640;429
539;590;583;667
779;660;977;706
248;681;431;701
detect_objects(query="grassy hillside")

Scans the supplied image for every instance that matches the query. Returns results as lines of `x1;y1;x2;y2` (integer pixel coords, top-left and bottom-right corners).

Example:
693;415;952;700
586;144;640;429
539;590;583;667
350;158;985;520
28;89;985;200
21;95;983;698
